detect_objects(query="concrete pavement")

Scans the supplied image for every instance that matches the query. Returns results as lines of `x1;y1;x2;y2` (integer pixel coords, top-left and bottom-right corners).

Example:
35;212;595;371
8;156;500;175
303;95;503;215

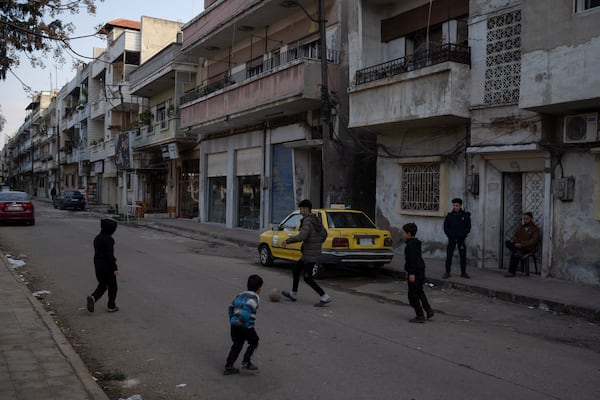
1;200;598;399
0;252;109;400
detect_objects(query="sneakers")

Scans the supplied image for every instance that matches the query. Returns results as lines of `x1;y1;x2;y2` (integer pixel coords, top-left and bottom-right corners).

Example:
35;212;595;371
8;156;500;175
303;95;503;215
86;296;95;313
107;306;119;313
442;272;451;279
242;361;258;371
223;366;240;375
281;290;297;302
461;272;471;279
314;298;332;307
426;310;434;319
409;316;426;323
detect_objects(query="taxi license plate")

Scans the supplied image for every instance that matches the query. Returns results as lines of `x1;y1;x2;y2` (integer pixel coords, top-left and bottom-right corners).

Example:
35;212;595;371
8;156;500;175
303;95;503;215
359;238;373;246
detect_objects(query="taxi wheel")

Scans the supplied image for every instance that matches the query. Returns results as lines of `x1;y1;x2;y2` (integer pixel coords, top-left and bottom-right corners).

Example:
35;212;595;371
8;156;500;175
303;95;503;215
259;245;274;266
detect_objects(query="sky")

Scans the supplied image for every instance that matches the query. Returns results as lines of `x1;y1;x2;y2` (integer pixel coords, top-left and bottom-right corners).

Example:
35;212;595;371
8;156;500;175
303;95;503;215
0;0;204;145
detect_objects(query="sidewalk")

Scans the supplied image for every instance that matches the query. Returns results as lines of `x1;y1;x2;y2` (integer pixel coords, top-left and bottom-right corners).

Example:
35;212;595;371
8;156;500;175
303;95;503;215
133;215;600;323
0;253;109;400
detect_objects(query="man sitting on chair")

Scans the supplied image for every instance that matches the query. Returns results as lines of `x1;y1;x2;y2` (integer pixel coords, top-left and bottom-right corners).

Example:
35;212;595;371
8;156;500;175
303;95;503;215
504;212;540;277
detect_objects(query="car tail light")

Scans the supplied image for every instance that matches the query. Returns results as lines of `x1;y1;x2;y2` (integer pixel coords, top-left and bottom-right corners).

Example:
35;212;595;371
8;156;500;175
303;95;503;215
384;238;393;247
22;203;34;210
0;203;5;211
332;237;349;247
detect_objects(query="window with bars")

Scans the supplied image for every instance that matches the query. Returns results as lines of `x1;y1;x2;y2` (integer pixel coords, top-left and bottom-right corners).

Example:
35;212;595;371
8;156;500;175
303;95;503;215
398;158;448;216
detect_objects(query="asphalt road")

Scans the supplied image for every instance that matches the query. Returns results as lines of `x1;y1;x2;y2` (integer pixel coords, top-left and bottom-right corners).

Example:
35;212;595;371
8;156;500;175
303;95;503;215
1;202;599;400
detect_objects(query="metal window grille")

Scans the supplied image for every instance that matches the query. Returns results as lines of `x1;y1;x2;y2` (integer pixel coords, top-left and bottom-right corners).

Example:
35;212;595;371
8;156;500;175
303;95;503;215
401;163;440;211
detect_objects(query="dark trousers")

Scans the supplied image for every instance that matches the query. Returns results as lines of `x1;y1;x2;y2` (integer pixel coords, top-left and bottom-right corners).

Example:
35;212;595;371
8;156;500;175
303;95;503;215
91;267;117;309
407;271;432;318
292;260;325;296
505;241;531;274
445;237;467;273
225;325;259;367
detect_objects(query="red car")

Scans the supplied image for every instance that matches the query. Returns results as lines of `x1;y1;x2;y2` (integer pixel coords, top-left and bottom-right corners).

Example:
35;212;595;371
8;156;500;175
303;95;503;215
0;191;35;225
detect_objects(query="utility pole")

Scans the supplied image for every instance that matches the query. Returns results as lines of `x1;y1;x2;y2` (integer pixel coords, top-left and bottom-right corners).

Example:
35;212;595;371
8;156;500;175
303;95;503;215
318;0;332;208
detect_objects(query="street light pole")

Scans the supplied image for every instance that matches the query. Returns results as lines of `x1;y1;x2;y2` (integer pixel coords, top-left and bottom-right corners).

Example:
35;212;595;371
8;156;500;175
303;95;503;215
318;0;332;208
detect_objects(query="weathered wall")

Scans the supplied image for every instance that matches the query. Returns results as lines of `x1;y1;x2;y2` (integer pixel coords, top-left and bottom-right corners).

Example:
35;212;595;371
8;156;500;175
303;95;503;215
376;128;472;259
551;152;600;284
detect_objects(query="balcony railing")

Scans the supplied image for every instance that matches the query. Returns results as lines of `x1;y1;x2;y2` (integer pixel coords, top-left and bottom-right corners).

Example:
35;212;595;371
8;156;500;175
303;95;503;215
354;44;470;86
181;47;340;104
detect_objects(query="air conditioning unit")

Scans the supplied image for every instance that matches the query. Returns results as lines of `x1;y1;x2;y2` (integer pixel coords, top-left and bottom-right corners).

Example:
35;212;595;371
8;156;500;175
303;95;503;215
563;113;598;143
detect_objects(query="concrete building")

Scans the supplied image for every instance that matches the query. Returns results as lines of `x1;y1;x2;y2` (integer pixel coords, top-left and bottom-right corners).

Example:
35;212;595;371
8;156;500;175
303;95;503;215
180;0;346;229
128;37;198;217
468;0;600;283
86;17;185;212
348;0;600;285
347;0;472;254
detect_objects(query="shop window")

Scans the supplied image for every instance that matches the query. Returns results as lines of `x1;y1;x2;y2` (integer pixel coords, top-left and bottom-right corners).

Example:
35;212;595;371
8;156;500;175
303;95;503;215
208;176;227;223
398;157;448;216
238;175;260;230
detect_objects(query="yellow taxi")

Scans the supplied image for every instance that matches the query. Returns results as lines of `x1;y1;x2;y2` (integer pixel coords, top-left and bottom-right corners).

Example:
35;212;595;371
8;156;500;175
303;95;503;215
258;209;393;275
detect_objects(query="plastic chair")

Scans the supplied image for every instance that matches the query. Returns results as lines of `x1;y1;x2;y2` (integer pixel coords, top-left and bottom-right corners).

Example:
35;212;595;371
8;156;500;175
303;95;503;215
520;252;538;276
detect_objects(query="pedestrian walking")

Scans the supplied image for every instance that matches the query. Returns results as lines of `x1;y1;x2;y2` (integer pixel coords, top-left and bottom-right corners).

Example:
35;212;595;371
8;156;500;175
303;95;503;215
224;274;263;375
280;199;331;307
443;198;471;279
504;212;540;277
86;218;119;313
402;223;433;323
50;185;57;200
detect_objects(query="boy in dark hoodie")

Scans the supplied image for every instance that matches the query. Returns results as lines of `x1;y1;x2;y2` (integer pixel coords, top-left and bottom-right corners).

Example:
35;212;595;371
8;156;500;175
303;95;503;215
402;223;433;323
87;218;119;313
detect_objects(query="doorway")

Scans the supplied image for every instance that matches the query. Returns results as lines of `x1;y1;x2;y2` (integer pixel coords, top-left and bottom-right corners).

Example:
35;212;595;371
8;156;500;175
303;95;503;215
501;172;544;272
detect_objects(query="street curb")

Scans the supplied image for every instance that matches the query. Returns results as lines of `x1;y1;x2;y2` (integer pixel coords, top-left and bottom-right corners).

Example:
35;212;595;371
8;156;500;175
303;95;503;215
0;253;110;400
427;279;600;323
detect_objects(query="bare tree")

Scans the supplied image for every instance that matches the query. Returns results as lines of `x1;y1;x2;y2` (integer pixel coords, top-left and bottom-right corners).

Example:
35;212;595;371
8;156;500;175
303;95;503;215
0;0;103;80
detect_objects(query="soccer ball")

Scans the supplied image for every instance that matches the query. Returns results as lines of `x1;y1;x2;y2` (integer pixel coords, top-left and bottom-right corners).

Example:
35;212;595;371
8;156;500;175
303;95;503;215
269;288;282;302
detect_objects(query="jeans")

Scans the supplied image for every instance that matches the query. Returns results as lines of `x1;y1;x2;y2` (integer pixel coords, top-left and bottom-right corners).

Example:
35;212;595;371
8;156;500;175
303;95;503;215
225;325;259;367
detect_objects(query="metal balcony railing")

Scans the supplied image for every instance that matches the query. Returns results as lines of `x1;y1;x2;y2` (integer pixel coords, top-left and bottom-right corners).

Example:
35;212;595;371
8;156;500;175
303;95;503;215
181;47;340;104
354;44;470;86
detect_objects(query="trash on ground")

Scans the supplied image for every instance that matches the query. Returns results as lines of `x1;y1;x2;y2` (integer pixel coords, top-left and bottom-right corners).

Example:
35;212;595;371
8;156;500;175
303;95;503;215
32;290;51;297
176;383;187;388
118;395;142;400
7;258;26;268
538;303;550;312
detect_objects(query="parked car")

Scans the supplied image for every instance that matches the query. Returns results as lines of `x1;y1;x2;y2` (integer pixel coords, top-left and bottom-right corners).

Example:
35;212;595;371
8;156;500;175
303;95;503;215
258;209;393;276
53;190;86;210
0;191;35;225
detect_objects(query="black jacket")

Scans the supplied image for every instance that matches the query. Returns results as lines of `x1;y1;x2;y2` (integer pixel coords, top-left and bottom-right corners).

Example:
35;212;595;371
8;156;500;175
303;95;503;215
404;237;426;275
444;210;471;239
94;219;118;271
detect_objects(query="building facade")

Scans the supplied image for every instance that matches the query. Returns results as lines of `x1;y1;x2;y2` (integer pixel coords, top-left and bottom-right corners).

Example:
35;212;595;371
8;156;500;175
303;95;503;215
179;0;362;229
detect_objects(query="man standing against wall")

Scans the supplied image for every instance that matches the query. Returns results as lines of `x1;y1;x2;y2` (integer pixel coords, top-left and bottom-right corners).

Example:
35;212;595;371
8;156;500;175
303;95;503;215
443;198;471;279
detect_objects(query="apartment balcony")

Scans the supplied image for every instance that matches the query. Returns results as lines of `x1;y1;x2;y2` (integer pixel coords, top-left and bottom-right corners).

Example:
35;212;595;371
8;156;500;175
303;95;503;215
90;98;106;120
129;43;197;98
183;0;316;58
349;44;471;130
105;83;138;112
107;31;141;63
89;142;106;162
181;49;339;135
520;41;600;114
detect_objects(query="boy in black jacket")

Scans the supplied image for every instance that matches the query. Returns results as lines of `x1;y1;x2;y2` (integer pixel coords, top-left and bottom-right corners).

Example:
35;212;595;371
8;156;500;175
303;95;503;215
87;218;119;313
402;223;433;323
